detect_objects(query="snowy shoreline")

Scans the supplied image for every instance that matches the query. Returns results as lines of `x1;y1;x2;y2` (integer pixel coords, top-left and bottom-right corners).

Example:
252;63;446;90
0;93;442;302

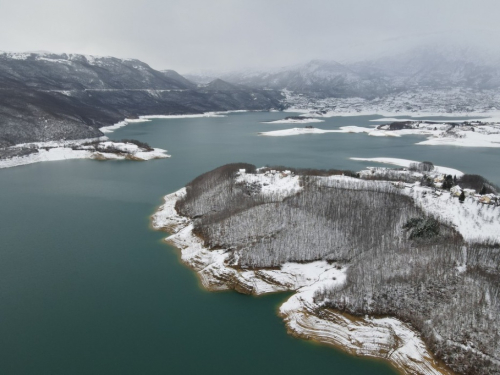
151;181;453;375
285;107;500;119
259;121;500;148
262;117;325;124
100;110;250;134
259;126;374;136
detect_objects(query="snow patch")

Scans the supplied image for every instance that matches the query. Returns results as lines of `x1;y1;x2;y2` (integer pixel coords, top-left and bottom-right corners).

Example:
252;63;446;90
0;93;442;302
350;157;463;177
259;126;398;137
263;118;325;124
236;169;302;197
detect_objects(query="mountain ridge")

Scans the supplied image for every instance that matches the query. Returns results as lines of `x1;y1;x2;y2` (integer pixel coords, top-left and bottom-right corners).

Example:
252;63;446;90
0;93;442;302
0;52;284;147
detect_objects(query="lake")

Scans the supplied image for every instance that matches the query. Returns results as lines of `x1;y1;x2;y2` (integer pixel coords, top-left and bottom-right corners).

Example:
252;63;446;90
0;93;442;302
0;111;498;374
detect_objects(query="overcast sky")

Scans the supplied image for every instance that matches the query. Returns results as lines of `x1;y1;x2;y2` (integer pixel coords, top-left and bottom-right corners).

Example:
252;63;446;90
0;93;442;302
1;0;499;72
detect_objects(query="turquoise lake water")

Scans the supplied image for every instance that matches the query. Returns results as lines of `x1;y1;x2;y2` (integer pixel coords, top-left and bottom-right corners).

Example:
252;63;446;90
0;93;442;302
0;112;498;374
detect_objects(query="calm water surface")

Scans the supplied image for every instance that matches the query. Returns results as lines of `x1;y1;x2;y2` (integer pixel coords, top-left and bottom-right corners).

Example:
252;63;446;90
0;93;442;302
1;112;498;374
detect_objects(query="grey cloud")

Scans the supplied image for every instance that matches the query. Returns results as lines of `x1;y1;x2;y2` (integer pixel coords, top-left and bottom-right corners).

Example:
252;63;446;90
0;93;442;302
1;0;499;72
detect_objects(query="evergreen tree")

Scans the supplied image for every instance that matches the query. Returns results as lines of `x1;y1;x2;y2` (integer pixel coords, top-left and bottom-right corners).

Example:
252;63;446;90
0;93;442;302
459;190;465;203
442;175;454;190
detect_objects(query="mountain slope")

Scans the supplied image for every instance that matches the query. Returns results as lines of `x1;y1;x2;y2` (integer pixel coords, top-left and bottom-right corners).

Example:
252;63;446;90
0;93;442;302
0;52;192;90
222;60;390;98
161;69;197;89
0;52;284;147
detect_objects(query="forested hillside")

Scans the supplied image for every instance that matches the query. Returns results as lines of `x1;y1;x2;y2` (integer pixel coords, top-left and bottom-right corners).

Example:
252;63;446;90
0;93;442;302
0;52;283;147
174;163;500;375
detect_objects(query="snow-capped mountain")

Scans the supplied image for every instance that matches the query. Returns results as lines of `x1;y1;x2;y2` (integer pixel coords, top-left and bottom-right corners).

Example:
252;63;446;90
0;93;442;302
0;52;192;90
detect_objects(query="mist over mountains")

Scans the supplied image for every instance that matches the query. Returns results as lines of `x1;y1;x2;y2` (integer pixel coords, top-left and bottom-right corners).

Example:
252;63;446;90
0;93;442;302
187;41;500;98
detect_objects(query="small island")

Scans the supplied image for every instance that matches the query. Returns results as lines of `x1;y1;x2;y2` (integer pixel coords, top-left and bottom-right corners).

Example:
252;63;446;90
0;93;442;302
152;162;500;375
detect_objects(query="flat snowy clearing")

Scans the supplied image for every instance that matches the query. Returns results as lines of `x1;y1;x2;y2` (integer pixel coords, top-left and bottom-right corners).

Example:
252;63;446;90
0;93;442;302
417;131;500;148
350;157;463;177
259;126;372;136
263;118;325;124
100;112;229;133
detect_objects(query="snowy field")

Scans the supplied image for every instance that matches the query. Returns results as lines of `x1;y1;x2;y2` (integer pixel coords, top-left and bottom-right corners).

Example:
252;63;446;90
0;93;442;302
259;126;375;136
351;157;463;176
263;118;325;124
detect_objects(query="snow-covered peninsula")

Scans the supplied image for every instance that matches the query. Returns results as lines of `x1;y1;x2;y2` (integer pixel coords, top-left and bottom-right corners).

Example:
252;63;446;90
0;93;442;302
0;138;169;169
259;119;500;148
153;163;500;375
152;185;449;375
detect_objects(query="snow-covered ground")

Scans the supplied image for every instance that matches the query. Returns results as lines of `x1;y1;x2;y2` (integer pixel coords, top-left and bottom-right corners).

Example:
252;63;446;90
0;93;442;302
351;157;463;177
417;128;500;148
236;168;302;197
263;118;325;124
151;175;462;375
141;112;227;119
351;157;500;243
100;112;230;134
373;122;500;148
259;126;373;136
259;127;338;136
408;186;500;243
260;118;500;147
283;88;500;118
0;139;170;169
101;119;151;133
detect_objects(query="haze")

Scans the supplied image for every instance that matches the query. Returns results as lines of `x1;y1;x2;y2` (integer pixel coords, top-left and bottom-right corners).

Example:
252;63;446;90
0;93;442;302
1;0;499;72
